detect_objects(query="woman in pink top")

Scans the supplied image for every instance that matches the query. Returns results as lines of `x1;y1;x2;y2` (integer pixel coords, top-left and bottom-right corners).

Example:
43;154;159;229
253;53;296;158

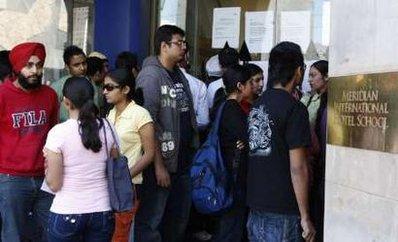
44;77;116;242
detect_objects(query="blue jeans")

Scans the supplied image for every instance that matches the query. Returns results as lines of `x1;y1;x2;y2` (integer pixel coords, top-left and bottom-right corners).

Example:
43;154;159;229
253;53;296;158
47;211;114;242
212;205;247;242
247;210;303;242
134;167;191;242
0;174;53;242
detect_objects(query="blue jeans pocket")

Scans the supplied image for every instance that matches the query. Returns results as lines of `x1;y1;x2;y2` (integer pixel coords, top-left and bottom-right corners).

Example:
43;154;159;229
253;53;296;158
247;210;302;242
282;216;302;242
247;211;269;242
48;213;82;238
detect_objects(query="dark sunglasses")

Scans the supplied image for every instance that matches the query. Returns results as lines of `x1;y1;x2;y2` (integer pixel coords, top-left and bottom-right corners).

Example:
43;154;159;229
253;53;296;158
103;84;121;92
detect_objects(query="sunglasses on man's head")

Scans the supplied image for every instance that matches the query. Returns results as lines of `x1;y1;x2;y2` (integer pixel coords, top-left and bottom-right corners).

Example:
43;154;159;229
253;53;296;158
103;84;120;92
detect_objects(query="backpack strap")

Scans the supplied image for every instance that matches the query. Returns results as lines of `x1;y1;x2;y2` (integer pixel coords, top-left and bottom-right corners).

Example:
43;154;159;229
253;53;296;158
102;119;110;159
103;118;121;152
208;101;226;145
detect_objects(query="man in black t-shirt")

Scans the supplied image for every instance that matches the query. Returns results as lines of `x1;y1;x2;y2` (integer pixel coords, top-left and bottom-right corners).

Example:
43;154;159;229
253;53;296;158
247;42;316;242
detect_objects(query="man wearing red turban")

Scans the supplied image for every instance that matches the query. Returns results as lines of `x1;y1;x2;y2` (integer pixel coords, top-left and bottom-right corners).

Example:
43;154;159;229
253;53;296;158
0;42;59;241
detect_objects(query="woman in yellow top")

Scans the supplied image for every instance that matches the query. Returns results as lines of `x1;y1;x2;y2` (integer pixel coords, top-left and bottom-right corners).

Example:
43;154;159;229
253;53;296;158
103;68;155;242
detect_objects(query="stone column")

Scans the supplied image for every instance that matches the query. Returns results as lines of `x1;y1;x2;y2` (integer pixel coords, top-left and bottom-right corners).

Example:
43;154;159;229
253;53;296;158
325;0;398;241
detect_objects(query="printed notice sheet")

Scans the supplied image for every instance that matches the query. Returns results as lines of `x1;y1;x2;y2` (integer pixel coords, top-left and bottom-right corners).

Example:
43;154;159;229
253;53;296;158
280;11;311;52
245;11;274;53
212;7;241;48
72;7;89;52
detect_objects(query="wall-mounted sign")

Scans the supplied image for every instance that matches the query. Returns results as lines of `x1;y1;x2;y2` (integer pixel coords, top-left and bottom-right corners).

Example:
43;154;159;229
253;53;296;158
327;72;398;153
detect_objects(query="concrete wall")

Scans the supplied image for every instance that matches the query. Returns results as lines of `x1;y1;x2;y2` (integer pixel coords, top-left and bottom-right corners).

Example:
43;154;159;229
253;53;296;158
0;0;67;69
0;0;67;82
325;0;398;241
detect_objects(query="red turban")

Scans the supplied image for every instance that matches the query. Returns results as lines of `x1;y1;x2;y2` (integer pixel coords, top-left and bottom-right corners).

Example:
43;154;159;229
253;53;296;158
9;42;46;73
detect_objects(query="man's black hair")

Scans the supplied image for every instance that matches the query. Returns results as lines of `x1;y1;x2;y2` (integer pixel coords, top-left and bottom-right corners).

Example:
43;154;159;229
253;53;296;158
268;41;304;88
223;64;251;94
218;47;239;68
115;51;138;71
86;57;104;77
154;25;185;55
63;45;86;65
244;63;263;77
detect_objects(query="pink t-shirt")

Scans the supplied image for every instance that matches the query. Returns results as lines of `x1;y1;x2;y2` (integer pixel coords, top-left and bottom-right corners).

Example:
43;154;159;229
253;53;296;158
44;118;115;214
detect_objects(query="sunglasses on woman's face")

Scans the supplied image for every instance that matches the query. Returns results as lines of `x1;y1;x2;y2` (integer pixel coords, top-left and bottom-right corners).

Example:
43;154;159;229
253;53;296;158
103;84;120;92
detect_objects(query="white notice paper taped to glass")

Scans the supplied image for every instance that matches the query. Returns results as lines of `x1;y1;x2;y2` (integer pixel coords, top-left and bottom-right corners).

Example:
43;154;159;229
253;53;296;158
159;0;187;30
73;7;89;52
212;7;241;49
280;11;311;52
245;11;274;53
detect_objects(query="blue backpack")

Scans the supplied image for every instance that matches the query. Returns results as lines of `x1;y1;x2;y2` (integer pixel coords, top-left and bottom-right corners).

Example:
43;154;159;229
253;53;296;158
190;102;233;214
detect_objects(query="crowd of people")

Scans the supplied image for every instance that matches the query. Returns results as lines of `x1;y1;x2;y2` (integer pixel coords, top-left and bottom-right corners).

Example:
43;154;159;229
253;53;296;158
0;24;329;242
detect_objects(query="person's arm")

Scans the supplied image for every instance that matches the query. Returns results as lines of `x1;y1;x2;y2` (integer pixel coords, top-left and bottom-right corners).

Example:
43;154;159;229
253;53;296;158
136;73;160;122
290;148;315;242
219;102;248;170
153;142;170;187
130;122;155;178
44;148;63;192
136;72;170;187
206;82;216;109
286;103;315;242
197;81;210;129
43;125;64;192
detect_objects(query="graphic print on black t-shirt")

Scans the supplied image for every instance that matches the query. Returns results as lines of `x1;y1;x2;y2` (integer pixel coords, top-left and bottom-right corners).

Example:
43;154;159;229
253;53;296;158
246;89;311;215
167;69;193;171
173;82;190;113
248;105;273;156
167;69;190;114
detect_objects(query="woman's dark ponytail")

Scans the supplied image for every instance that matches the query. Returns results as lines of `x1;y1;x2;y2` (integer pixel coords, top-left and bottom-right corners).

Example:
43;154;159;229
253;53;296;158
78;99;103;152
63;76;103;153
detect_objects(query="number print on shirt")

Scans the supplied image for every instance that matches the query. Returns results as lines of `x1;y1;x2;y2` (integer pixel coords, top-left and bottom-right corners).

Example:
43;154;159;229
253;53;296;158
248;105;273;157
161;141;175;153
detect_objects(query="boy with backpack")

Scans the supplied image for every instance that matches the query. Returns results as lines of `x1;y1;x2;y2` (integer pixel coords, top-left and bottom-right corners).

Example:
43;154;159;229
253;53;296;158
191;64;253;242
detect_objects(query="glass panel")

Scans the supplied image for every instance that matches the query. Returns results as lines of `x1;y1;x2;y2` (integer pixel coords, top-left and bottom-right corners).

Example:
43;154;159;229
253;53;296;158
276;0;330;93
73;0;95;55
188;0;276;78
156;0;331;84
276;0;330;59
158;0;187;30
